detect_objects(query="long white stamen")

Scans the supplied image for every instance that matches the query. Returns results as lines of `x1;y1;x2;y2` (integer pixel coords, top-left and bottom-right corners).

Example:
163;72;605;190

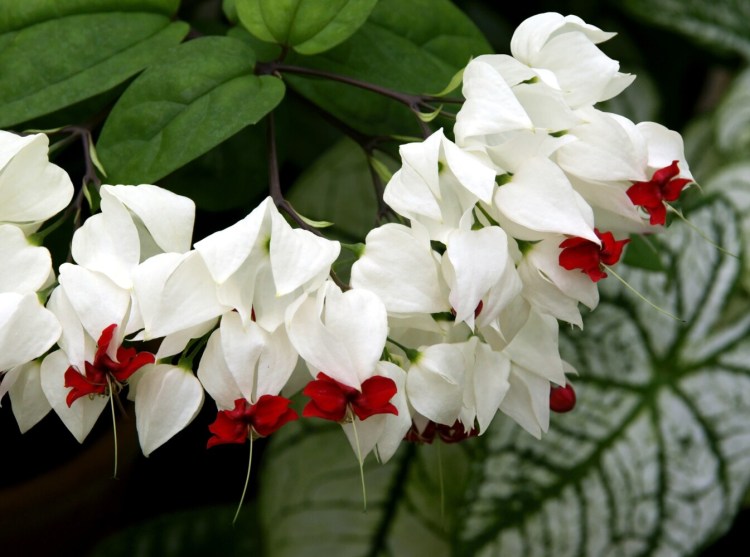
233;434;254;526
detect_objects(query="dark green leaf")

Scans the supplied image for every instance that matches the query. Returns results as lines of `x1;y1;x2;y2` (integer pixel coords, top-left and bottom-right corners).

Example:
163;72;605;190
0;0;187;127
457;196;750;556
622;233;666;272
284;0;491;135
620;0;750;59
286;137;398;242
88;504;261;557
97;36;285;185
236;0;377;55
158;124;268;212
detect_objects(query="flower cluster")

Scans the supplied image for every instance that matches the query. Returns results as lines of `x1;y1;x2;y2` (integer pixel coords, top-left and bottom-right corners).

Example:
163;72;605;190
0;13;693;467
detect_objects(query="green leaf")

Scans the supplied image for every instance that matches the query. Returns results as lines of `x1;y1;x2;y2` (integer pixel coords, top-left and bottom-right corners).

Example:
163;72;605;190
284;0;491;135
89;504;262;557
157;124;268;212
621;233;666;272
619;0;750;59
286;137;398;242
703;163;750;292
0;0;187;127
236;0;377;55
97;36;285;185
457;195;750;556
259;421;471;556
715;69;750;157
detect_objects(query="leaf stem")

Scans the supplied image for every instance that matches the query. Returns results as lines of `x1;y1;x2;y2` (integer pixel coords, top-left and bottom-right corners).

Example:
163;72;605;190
265;111;349;291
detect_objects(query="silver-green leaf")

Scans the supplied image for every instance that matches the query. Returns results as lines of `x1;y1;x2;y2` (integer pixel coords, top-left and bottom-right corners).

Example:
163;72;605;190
458;196;750;556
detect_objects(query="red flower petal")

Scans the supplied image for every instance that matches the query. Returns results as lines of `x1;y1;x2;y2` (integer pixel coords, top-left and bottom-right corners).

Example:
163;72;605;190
207;401;249;448
251;394;299;437
64;366;105;407
94;324;118;362
302;375;349;421
351;375;398;421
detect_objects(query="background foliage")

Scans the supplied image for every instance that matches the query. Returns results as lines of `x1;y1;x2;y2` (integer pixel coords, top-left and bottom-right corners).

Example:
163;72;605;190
1;0;748;555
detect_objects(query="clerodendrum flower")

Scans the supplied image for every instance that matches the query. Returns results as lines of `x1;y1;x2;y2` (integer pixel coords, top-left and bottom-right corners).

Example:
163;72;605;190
63;323;154;406
207;395;298;447
558;228;629;282
627;161;693;225
0;131;74;233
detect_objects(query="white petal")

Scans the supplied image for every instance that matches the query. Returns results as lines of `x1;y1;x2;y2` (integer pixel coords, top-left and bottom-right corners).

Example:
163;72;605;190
494;156;597;241
72;188;141;288
3;361;52;433
503;309;566;385
40;349;107;443
270;207;340;296
0;132;73;225
197;328;241;409
406;343;465;425
373;361;411;463
135;364;204;456
134;251;228;339
105;184;195;253
0;292;61;370
58;264;131;347
155;319;217;360
351;223;448;314
0;224;52;294
637;121;693;179
445;226;511;325
499;365;550;438
470;342;510;433
194;198;271;283
455;59;532;145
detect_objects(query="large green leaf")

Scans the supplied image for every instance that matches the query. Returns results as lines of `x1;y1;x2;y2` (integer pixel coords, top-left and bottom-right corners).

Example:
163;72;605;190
283;0;491;135
257;194;750;556
458;196;750;556
236;0;377;55
0;0;187;127
96;36;286;185
286;137;398;242
619;0;750;59
89;504;262;557
259;421;471;556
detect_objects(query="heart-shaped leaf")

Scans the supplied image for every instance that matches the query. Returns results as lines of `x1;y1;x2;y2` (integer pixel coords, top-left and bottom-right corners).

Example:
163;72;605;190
96;36;285;184
457;195;750;555
284;0;491;135
619;0;750;59
0;0;187;127
256;194;750;557
236;0;377;55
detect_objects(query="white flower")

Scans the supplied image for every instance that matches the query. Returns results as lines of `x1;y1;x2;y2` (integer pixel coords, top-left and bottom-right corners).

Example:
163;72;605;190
0;131;73;233
383;129;496;242
510;13;635;108
194;197;340;331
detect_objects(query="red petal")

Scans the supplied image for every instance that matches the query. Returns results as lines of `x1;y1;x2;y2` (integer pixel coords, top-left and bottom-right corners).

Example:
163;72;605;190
207;407;249;448
662;178;691;202
550;384;576;413
94;324;118;363
352;375;398;421
251;394;298;437
111;351;155;383
64;366;104;407
627;181;661;207
302;377;348;422
648;203;667;226
651;160;680;184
